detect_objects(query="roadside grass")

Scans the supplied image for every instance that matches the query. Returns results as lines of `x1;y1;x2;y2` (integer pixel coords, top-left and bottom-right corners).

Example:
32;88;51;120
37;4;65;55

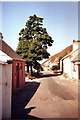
63;73;69;78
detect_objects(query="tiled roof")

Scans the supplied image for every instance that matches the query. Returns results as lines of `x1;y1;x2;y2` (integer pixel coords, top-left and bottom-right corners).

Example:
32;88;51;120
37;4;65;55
61;48;78;60
42;44;72;65
61;48;80;62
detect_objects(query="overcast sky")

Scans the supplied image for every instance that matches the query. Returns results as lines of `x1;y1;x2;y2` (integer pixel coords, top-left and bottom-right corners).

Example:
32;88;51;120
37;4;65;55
1;1;78;57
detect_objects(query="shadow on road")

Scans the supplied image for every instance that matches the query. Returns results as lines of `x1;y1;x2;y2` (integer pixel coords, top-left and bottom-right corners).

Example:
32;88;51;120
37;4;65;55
48;78;76;100
13;106;43;119
40;73;62;78
11;81;42;119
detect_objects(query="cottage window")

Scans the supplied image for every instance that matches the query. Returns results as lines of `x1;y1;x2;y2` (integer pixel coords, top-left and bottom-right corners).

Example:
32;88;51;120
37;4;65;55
16;63;19;70
20;66;22;69
16;66;19;70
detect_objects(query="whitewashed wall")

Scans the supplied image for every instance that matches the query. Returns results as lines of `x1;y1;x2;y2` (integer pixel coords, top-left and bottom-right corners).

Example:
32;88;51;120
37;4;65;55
0;50;12;62
63;57;72;78
73;41;80;52
0;63;12;119
72;63;78;79
63;58;78;79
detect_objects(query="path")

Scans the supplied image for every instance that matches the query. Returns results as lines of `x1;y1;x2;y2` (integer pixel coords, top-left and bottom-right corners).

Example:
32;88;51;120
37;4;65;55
12;72;78;119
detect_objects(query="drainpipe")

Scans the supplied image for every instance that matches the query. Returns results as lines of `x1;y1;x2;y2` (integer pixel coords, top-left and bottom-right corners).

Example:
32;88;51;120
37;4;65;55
60;59;63;74
62;60;63;74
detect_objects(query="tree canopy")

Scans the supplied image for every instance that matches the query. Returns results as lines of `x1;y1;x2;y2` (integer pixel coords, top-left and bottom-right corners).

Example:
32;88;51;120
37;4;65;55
16;14;54;75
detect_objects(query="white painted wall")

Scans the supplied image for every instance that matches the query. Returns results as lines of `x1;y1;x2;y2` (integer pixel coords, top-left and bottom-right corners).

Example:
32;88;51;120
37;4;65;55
63;58;78;79
73;41;80;52
63;57;72;78
0;50;12;62
0;63;12;119
72;63;78;79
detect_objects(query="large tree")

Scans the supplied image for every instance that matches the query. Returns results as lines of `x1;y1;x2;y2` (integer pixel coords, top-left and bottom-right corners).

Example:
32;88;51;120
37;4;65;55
16;14;54;75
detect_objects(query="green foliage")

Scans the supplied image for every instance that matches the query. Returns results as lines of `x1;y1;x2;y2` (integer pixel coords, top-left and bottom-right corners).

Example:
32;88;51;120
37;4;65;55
51;56;63;71
16;14;54;74
51;65;59;70
63;73;69;78
33;61;43;72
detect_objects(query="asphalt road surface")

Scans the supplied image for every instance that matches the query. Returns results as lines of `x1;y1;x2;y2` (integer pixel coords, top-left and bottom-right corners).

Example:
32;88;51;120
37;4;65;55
12;72;78;119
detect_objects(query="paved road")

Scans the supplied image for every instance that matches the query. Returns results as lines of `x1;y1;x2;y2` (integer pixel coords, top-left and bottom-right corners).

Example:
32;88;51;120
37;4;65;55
12;72;78;119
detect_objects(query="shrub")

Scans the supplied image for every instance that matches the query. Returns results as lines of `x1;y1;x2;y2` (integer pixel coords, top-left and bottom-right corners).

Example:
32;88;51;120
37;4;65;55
51;65;59;70
63;73;69;78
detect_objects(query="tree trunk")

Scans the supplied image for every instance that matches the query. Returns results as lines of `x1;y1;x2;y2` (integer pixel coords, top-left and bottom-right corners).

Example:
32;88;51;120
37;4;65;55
29;64;33;77
27;63;29;73
30;64;33;76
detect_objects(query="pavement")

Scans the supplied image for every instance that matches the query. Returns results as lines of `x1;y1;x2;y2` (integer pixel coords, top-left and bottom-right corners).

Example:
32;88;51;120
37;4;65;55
12;71;78;119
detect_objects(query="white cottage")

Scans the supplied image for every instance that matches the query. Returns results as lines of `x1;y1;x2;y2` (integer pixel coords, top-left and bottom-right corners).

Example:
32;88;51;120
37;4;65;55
61;40;80;80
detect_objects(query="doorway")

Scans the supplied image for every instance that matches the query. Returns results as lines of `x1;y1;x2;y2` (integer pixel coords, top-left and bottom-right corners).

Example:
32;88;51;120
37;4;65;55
16;63;19;88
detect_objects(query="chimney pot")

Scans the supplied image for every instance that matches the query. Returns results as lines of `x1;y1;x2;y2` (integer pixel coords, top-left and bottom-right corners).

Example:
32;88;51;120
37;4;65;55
0;32;3;39
73;40;75;43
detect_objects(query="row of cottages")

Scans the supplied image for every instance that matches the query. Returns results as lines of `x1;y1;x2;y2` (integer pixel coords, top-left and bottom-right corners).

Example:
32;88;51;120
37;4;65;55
0;38;25;119
61;40;80;80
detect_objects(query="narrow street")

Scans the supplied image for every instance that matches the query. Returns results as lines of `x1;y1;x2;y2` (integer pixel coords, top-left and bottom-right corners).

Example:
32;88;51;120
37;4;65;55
12;72;78;119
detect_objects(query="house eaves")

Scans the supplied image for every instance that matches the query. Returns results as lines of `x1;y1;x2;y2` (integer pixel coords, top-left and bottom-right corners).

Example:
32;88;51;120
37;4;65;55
71;53;80;62
61;48;79;61
0;39;24;61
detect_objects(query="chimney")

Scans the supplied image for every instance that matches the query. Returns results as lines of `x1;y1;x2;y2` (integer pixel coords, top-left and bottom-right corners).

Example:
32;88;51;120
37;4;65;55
73;40;75;43
0;32;3;40
73;40;80;51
